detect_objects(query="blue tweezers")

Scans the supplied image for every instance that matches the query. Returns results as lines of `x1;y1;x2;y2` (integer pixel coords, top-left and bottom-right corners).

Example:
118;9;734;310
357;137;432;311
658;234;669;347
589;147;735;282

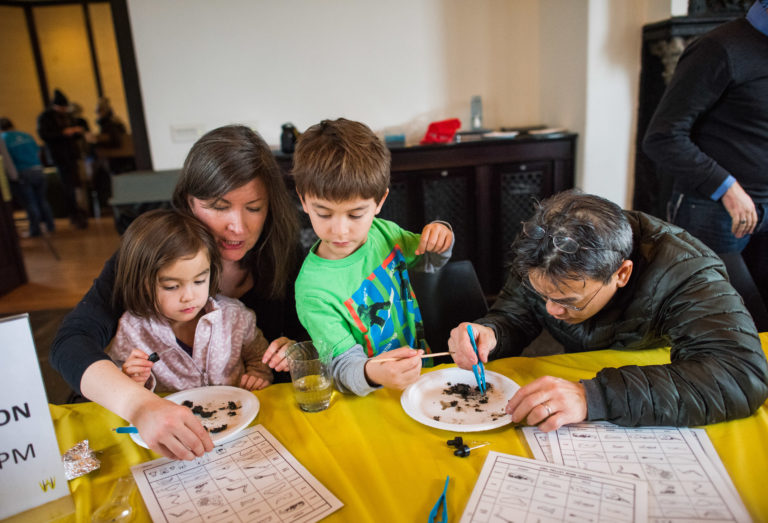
467;324;486;394
428;475;450;523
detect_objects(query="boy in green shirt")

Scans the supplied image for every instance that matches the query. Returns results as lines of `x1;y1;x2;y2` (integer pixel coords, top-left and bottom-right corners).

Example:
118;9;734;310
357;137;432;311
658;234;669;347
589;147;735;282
293;118;454;396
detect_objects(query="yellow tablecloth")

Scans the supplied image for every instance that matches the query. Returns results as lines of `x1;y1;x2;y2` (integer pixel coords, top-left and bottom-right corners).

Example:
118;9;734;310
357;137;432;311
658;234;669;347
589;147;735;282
51;333;768;522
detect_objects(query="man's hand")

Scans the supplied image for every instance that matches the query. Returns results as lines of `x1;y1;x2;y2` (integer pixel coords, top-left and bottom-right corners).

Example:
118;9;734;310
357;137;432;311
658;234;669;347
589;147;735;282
415;222;453;255
447;322;496;369
364;347;423;389
261;337;295;372
131;395;214;460
722;182;757;238
505;376;587;432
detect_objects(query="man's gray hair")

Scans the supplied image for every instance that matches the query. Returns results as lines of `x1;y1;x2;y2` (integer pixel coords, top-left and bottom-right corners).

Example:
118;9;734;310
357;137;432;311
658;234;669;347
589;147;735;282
512;189;633;284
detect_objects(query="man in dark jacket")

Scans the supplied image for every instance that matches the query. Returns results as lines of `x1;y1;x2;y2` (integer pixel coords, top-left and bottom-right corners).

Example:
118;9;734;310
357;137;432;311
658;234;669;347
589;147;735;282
37;88;88;229
448;190;768;431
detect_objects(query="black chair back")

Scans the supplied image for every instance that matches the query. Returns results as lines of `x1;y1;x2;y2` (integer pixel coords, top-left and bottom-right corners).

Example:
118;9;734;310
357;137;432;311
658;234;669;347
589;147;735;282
410;260;489;361
718;252;768;332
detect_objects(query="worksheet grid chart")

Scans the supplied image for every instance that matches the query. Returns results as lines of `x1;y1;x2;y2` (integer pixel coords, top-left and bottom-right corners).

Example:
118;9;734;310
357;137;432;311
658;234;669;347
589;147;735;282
554;425;736;521
139;432;332;523
466;456;638;522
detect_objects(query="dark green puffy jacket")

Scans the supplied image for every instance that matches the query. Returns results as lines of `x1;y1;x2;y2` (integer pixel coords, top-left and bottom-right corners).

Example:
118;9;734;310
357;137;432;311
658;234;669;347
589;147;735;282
482;210;768;426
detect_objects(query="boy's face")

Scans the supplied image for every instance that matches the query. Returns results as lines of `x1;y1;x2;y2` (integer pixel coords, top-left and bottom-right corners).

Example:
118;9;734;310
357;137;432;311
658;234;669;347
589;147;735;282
300;192;388;260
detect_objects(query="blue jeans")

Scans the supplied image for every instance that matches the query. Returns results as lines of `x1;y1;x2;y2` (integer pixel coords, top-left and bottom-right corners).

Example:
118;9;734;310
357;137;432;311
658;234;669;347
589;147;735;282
13;167;55;236
669;191;768;304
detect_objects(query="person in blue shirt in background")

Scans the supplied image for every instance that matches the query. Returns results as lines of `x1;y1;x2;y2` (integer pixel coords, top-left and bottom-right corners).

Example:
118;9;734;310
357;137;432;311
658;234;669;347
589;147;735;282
1;117;55;237
643;0;768;309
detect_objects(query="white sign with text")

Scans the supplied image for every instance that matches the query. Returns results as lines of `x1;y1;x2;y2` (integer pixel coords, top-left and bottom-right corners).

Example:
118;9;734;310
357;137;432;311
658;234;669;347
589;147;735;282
0;314;71;520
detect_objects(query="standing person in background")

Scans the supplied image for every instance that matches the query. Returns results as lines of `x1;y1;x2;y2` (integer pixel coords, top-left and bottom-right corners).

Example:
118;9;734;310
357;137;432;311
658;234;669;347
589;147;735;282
643;0;768;308
37;88;88;229
1;117;55;237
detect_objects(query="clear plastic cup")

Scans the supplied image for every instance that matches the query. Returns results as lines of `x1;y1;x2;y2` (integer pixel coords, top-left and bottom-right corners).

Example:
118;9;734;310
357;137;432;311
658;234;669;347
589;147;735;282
285;341;333;412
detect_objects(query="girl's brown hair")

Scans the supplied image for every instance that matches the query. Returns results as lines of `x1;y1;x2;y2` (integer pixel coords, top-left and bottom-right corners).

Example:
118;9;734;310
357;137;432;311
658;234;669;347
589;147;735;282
113;209;222;319
172;125;299;299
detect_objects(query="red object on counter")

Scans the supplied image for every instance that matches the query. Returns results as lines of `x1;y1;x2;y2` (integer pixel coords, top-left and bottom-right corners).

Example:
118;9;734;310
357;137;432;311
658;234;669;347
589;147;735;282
420;118;461;145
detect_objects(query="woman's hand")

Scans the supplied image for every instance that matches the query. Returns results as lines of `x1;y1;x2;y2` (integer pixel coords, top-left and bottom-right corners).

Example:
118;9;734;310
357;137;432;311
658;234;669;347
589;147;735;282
261;337;295;372
131;395;214;460
121;349;153;384
415;222;453;255
80;360;213;461
363;347;423;390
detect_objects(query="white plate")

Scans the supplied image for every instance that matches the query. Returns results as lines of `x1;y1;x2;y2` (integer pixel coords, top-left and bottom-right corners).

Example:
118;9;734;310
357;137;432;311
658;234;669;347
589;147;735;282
400;368;520;432
130;385;259;448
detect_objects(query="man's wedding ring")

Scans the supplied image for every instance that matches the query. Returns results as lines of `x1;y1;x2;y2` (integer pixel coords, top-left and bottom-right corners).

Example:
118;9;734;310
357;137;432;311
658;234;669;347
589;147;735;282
542;402;552;417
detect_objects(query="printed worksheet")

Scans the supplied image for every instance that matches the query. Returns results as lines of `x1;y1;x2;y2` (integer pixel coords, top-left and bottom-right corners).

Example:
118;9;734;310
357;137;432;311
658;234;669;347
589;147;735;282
131;425;343;523
521;426;553;462
549;422;750;522
460;451;648;522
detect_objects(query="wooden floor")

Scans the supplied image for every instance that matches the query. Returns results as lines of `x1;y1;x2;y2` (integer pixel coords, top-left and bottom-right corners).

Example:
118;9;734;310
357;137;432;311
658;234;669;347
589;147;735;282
0;215;121;314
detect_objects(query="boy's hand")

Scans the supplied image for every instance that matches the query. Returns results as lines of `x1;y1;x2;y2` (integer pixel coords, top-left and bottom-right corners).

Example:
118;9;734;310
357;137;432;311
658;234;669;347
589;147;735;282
364;347;423;389
121;349;154;384
262;337;295;372
447;322;496;369
415;222;453;255
240;373;272;391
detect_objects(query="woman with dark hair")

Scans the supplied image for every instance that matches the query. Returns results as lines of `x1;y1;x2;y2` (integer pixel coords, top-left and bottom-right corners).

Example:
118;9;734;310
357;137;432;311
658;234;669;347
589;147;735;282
50;125;305;460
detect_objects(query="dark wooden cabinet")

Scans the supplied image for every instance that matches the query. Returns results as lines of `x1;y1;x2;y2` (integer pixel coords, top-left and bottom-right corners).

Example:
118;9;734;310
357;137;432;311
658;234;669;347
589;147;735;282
277;134;576;295
0;196;27;296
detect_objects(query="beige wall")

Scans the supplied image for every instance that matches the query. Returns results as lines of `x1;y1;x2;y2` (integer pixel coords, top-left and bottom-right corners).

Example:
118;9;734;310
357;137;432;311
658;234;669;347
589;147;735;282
0;7;43;137
0;3;127;142
35;5;99;130
90;3;130;133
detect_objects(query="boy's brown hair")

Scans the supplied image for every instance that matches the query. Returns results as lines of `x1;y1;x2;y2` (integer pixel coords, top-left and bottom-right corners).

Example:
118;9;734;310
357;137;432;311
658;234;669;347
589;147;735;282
113;209;221;319
292;118;390;203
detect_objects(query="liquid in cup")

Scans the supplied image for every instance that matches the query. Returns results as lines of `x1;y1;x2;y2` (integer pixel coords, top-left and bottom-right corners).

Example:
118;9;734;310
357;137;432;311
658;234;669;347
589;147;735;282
286;341;333;412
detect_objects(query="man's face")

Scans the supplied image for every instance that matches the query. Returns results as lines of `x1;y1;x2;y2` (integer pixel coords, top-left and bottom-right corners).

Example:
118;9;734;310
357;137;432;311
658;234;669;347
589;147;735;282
526;266;627;324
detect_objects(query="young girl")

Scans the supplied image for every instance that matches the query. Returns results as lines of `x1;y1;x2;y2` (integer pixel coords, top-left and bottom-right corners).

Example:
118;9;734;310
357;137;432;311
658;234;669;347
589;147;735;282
108;209;273;393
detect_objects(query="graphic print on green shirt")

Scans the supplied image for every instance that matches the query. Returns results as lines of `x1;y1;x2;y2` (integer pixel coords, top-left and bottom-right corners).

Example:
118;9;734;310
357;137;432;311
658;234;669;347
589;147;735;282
343;245;428;357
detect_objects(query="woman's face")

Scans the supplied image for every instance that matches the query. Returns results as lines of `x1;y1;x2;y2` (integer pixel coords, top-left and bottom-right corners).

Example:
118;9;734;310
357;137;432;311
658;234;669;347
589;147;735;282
189;178;269;263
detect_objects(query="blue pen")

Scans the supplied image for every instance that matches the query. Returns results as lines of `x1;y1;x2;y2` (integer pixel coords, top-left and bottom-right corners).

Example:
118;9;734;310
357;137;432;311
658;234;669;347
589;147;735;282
466;324;486;394
112;426;138;434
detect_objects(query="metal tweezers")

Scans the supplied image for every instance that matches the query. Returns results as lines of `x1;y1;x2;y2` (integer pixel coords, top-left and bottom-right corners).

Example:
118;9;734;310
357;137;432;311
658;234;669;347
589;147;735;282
428;475;450;523
467;324;486;394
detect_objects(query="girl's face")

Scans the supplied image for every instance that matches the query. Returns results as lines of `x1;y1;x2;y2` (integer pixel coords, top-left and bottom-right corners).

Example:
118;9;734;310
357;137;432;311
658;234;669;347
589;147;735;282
156;249;211;325
189;178;269;263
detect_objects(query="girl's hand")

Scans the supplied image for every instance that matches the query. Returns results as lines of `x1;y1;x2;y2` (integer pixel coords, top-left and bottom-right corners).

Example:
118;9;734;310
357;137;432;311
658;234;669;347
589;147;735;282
415;222;453;255
240;373;271;391
261;337;295;372
121;349;154;384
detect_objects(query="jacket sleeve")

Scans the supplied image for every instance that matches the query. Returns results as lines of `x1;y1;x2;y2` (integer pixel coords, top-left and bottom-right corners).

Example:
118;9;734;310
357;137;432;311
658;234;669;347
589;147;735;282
642;36;734;199
587;257;768;426
330;344;381;396
477;270;544;359
50;252;123;394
